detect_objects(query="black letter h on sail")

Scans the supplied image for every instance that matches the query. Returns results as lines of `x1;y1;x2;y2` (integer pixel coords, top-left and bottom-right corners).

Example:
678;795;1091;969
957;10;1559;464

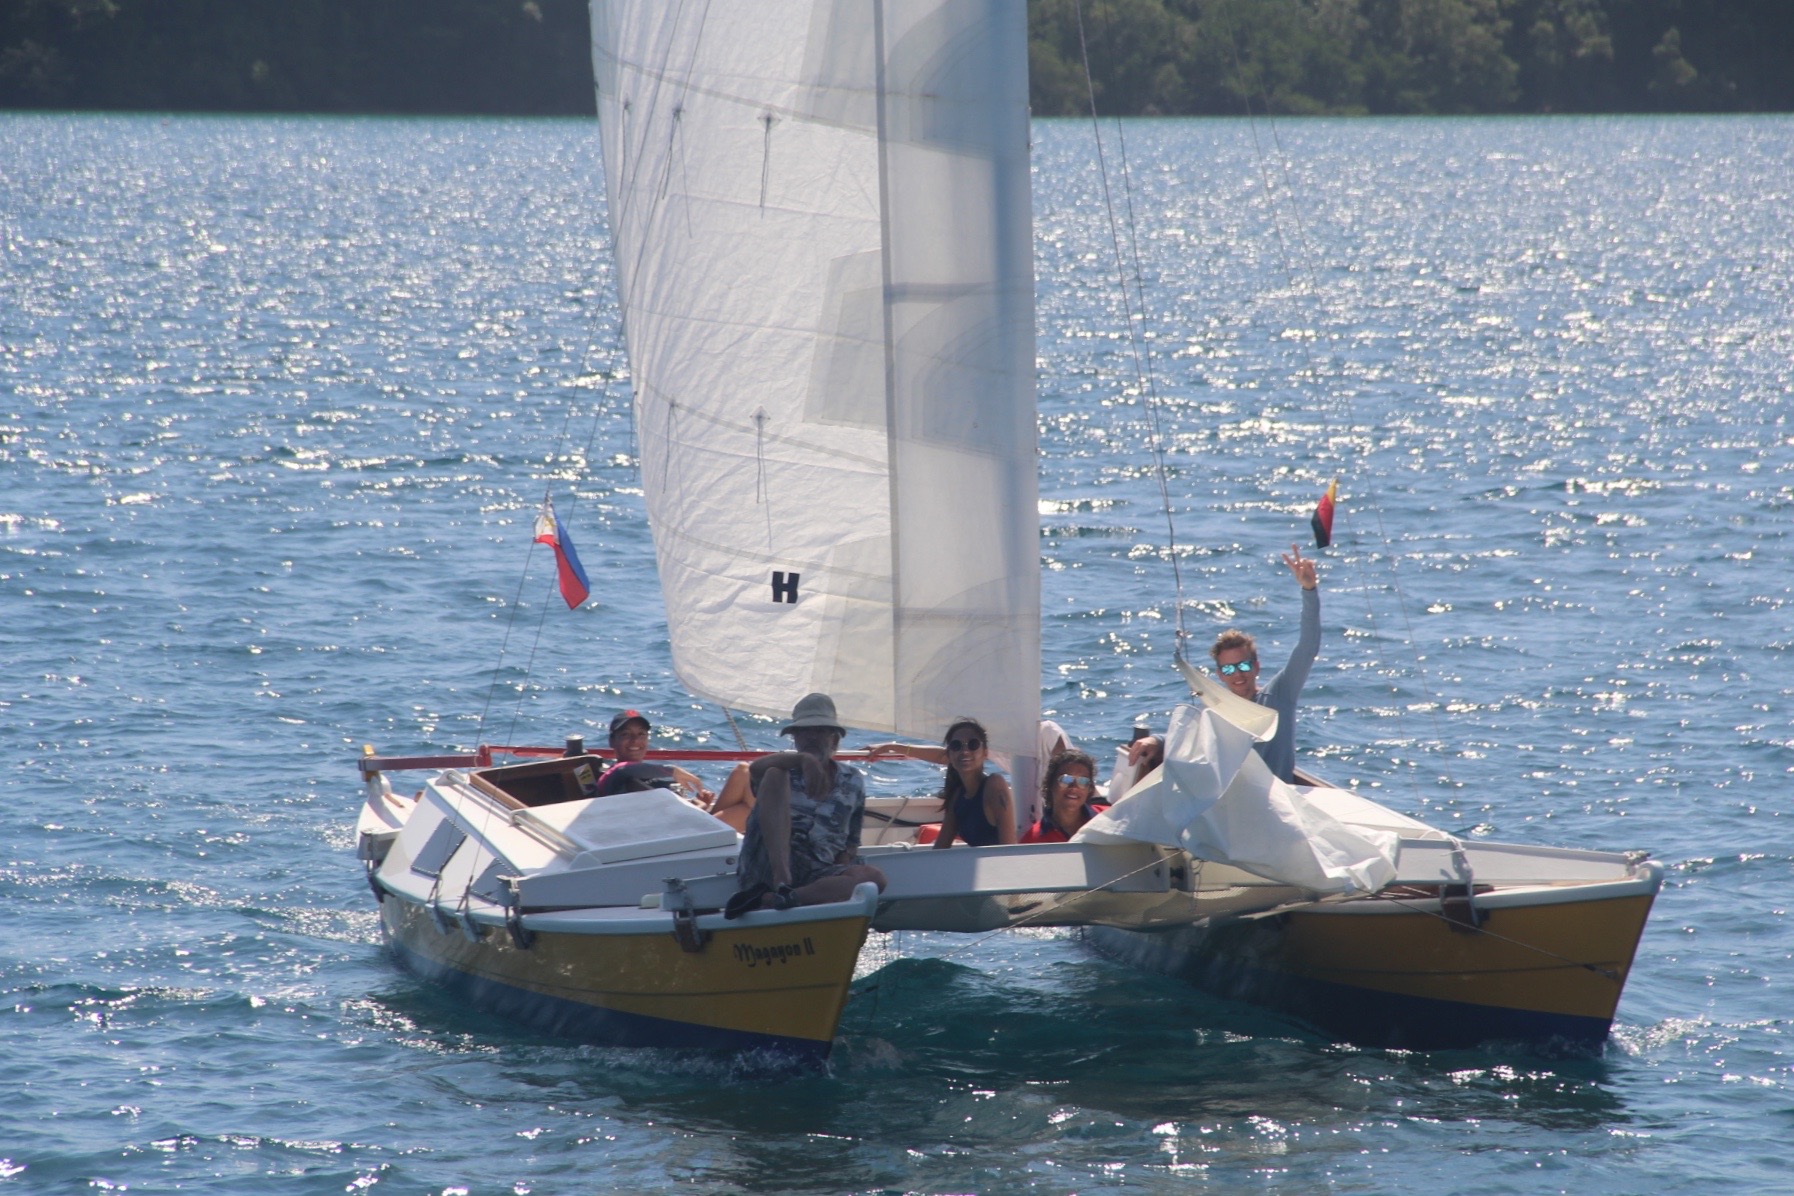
771;571;800;604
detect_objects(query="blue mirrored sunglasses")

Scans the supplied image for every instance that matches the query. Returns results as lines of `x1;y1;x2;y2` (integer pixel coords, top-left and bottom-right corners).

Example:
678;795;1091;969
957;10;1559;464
1217;659;1257;676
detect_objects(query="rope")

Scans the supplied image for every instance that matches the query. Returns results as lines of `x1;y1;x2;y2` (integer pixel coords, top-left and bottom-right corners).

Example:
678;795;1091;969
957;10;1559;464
1210;12;1457;790
1369;891;1623;983
721;705;749;752
477;0;715;758
853;851;1180;989
1072;0;1188;649
853;845;1621;1006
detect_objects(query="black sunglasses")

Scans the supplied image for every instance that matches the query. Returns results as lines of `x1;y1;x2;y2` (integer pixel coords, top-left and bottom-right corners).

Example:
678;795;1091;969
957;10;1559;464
947;737;984;752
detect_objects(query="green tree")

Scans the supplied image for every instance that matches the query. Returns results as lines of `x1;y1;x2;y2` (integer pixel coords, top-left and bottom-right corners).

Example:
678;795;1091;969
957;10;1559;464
1356;0;1518;113
1507;0;1615;110
5;0;1793;117
1031;0;1196;116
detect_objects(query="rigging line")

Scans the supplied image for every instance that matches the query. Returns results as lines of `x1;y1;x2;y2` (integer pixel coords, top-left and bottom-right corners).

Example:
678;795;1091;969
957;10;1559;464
1222;31;1302;296
1216;15;1454;778
478;112;634;749
1243;62;1326;301
502;563;565;753
720;705;749;752
473;374;607;848
492;3;702;751
476;216;628;747
476;0;677;752
854;852;1183;978
476;542;542;745
610;0;697;235
507;366;627;745
1365;503;1450;757
1089;5;1170;514
1086;5;1153;340
1260;101;1447;774
475;417;586;752
1073;0;1188;648
1371;891;1624;982
476;339;615;750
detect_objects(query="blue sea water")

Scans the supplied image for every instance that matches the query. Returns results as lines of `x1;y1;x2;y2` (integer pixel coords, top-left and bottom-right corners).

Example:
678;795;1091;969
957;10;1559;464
1;112;1790;1194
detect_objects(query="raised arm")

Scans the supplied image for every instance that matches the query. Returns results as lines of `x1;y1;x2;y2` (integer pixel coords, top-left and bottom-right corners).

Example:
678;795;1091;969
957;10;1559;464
1268;544;1322;698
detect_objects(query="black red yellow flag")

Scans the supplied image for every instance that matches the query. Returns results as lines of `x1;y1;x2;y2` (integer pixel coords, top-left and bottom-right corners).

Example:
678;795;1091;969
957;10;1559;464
1310;479;1338;549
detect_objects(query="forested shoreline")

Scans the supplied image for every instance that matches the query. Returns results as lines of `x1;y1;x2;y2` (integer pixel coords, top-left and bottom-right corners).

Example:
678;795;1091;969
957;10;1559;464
2;0;1789;117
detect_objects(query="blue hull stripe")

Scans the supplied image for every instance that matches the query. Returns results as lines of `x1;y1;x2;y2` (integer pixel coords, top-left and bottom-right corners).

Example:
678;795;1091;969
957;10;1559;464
389;937;832;1063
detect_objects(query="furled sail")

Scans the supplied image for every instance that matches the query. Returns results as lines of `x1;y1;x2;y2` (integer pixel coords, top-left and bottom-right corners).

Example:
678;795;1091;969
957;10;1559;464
1078;705;1400;896
590;1;1040;767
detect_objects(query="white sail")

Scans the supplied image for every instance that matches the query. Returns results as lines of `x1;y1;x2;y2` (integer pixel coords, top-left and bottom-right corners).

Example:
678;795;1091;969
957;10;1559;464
1078;705;1399;896
590;1;1040;772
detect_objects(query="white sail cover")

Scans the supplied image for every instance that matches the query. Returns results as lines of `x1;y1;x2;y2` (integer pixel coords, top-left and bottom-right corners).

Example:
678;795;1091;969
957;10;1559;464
590;1;1040;765
1077;705;1400;896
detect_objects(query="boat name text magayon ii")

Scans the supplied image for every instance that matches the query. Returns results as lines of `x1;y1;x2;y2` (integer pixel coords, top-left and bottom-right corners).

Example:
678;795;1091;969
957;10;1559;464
734;938;817;968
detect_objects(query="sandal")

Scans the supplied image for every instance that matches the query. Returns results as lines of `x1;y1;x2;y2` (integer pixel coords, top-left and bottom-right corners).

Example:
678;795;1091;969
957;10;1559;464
723;882;770;920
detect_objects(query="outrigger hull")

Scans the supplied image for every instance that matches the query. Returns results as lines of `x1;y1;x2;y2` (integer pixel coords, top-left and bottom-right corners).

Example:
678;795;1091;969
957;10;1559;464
1089;867;1662;1050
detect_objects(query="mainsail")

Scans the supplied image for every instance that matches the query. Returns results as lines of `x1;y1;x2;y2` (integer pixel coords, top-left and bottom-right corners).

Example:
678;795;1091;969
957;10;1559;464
591;1;1041;772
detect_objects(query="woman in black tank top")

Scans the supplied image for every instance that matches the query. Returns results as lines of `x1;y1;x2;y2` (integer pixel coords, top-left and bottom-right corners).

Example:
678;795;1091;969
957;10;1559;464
931;717;1017;848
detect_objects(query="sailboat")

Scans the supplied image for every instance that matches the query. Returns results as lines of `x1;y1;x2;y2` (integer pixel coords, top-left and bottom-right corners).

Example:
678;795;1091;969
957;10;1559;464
357;0;1048;1062
355;0;1660;1062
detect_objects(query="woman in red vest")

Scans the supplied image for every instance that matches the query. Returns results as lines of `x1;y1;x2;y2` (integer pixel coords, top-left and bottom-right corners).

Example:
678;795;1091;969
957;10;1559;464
1022;749;1106;843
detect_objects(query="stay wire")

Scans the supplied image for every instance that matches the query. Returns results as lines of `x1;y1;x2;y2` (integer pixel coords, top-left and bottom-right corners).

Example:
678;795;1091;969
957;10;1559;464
520;4;752;755
853;852;1192;988
1373;891;1624;983
1074;0;1188;651
857;855;1622;992
1219;15;1453;778
1223;31;1303;296
479;54;643;752
478;330;609;752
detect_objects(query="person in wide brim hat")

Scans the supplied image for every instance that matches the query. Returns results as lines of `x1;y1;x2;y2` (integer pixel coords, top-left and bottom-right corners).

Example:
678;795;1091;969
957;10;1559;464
779;691;846;736
725;692;885;917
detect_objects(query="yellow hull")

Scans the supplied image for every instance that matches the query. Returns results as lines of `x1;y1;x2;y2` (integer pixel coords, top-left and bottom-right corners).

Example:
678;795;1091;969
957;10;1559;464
381;897;870;1059
1276;892;1655;1022
1092;880;1660;1048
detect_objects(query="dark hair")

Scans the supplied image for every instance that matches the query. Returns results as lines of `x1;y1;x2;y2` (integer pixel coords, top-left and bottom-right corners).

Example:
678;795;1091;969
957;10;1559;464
1041;748;1097;808
938;717;989;807
1211;629;1257;663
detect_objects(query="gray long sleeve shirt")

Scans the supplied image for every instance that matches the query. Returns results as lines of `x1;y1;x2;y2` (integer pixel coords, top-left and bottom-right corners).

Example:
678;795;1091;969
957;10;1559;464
1253;586;1321;783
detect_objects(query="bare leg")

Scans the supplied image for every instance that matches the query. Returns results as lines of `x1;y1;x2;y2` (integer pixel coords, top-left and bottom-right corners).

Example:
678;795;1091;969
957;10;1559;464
786;863;886;907
707;763;754;833
753;765;794;889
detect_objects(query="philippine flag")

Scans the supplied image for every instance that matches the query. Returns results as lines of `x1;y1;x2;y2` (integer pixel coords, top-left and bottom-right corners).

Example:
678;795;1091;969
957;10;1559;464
533;498;591;609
